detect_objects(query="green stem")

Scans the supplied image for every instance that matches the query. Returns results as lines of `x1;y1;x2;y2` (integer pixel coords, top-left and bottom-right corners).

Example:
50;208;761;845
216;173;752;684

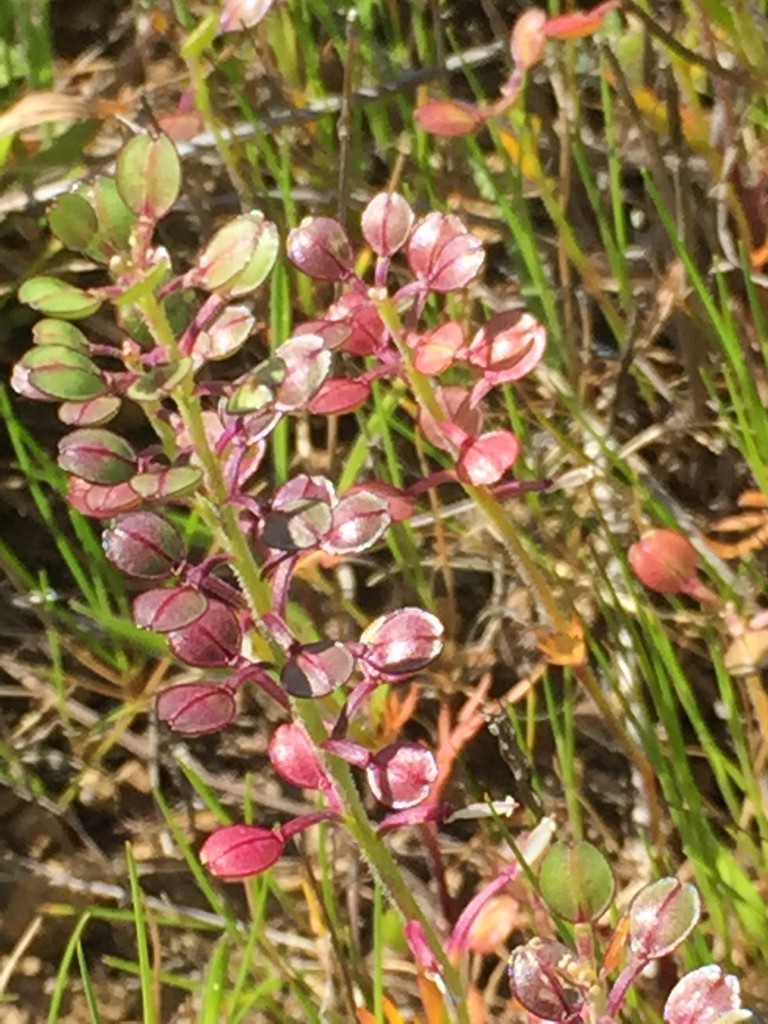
135;292;274;656
378;295;568;632
291;693;469;1019
181;15;255;203
343;774;468;1013
462;482;568;631
136;292;459;998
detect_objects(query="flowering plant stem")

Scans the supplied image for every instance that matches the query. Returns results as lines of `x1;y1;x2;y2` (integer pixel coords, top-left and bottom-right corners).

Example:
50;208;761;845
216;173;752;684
295;695;469;1018
137;271;469;1009
379;294;569;633
136;291;275;651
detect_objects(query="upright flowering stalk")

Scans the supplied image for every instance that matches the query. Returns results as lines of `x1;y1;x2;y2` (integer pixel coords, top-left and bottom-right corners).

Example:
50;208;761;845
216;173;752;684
11;131;555;1002
10;119;749;1022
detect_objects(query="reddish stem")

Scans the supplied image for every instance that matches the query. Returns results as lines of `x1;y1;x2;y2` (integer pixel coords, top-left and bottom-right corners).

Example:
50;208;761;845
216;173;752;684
606;959;643;1018
681;577;720;605
279;809;341;843
178;294;228;355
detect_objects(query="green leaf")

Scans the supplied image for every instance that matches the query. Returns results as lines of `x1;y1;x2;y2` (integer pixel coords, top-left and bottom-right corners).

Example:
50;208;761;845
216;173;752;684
116;133;182;220
58;429;137;484
194;212;279;296
48;192;98;251
58;395;122;427
114;259;171;307
19;344;106;401
126;843;158;1024
227;358;285;414
538;841;615;923
19;276;102;320
88;175;136;256
32;366;107;401
181;12;219;59
127;358;192;402
32;318;89;351
130;465;203;500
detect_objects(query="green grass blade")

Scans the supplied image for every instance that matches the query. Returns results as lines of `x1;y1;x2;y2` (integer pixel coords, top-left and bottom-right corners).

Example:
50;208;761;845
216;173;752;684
125;843;159;1024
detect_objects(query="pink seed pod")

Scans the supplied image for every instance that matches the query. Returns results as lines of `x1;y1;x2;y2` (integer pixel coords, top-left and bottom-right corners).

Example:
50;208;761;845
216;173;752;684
629;529;717;603
510;8;548;70
366;742;438;808
102;511;184;579
508;938;585;1022
360;607;444;676
156;682;237;735
663;964;742;1024
628;877;700;963
200;824;284;879
361;192;414;257
287;216;353;282
268;722;331;792
456;429;521;486
406;212;485;292
414;98;486;137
